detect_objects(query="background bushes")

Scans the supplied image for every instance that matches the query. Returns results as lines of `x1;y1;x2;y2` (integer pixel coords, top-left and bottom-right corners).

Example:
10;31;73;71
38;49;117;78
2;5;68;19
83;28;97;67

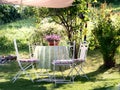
0;5;21;24
0;36;28;54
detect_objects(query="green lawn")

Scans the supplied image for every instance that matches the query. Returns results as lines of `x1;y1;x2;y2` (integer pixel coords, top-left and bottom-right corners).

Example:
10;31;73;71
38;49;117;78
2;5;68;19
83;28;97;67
0;50;120;90
0;18;35;39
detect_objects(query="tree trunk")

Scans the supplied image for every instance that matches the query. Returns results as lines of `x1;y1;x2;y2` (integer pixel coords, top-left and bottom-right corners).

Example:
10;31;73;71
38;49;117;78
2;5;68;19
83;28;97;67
103;58;115;68
74;45;79;59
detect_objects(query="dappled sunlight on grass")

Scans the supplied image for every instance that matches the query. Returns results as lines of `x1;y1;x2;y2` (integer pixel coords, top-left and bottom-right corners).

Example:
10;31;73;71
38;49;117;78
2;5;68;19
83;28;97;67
0;53;119;90
0;48;120;90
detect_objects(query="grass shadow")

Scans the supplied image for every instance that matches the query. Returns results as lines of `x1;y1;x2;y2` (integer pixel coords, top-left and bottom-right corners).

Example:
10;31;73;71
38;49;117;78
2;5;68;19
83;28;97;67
0;79;48;90
73;65;110;82
93;86;114;90
0;61;19;73
39;65;113;88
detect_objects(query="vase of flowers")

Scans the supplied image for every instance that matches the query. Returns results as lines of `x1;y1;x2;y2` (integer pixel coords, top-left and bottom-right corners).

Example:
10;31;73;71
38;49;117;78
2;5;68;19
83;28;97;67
45;34;60;46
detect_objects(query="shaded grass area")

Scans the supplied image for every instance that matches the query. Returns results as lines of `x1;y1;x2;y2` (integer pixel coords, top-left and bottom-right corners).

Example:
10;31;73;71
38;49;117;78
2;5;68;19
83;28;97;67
0;50;120;90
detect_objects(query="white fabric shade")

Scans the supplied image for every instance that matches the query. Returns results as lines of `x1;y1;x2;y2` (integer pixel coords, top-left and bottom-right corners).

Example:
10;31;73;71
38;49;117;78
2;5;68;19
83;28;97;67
0;0;74;8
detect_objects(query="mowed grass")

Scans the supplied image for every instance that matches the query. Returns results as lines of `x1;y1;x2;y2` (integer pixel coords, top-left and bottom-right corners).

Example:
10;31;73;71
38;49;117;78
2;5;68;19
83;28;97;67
0;50;120;90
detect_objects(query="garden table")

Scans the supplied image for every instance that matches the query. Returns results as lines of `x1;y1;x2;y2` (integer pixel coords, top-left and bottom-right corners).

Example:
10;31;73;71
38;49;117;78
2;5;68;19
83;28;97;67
34;46;70;82
34;46;70;70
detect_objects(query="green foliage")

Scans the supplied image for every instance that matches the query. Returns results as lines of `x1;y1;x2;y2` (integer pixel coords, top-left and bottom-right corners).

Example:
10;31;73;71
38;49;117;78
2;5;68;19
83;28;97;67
92;7;120;68
0;36;14;52
0;18;36;54
29;19;65;45
20;6;35;18
0;36;28;53
98;0;120;4
0;5;21;24
31;0;93;58
33;0;92;42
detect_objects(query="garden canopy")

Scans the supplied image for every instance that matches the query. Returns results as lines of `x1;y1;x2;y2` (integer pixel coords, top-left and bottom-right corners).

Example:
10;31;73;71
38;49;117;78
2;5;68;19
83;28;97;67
0;0;74;8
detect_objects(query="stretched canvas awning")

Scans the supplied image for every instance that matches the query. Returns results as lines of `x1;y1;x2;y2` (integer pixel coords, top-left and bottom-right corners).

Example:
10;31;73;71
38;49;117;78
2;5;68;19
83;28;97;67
0;0;74;8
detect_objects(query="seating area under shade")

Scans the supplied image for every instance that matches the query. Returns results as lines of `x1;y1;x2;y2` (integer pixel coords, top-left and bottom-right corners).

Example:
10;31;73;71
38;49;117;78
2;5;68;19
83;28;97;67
12;39;89;84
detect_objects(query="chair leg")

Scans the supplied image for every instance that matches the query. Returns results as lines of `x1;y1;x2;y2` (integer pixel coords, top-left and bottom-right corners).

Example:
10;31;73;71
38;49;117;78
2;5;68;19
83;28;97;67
53;65;73;84
23;64;36;82
52;65;56;82
12;71;22;83
67;64;76;82
46;69;53;82
67;63;89;81
75;64;89;80
12;68;34;83
78;64;89;79
32;64;39;79
23;69;34;83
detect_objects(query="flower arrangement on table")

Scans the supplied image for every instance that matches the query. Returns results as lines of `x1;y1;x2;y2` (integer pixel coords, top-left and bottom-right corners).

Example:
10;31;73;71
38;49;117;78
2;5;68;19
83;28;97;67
45;34;61;46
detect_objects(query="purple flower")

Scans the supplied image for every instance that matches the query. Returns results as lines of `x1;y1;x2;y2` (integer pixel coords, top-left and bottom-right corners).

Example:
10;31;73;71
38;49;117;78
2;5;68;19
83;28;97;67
45;34;60;42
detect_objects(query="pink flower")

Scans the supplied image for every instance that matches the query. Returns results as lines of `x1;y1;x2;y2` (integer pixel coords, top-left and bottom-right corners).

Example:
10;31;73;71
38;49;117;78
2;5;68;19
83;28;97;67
45;34;60;42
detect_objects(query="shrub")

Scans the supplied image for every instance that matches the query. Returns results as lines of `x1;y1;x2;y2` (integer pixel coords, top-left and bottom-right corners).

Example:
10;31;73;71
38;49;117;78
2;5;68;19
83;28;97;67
92;9;120;68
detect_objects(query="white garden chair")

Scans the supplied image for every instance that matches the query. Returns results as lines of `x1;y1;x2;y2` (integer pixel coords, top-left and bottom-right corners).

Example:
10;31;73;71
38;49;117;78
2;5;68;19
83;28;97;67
71;41;89;80
12;39;39;83
52;41;89;84
52;41;76;84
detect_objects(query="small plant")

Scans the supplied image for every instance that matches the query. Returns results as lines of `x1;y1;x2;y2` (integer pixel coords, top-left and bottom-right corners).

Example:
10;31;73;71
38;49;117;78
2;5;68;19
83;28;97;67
45;34;60;42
